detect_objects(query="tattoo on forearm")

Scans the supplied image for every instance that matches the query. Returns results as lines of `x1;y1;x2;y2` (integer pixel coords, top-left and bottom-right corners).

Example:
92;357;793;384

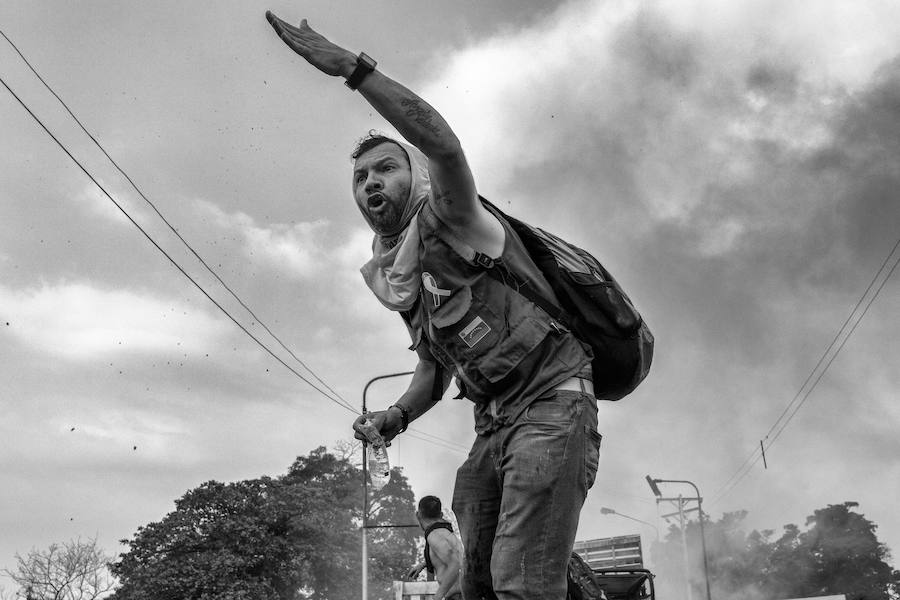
401;98;442;136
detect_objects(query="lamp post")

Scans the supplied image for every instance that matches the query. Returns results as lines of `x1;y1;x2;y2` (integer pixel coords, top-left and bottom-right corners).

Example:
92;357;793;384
646;476;712;600
599;507;660;543
361;371;415;600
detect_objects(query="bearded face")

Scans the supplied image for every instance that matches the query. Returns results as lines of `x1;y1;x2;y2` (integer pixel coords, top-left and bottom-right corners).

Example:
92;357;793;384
352;142;413;237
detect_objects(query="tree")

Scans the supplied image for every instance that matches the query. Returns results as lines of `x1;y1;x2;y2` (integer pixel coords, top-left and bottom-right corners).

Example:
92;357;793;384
699;510;773;599
765;522;812;599
773;502;900;600
110;445;418;600
281;446;419;600
650;502;900;600
649;511;763;600
2;536;115;600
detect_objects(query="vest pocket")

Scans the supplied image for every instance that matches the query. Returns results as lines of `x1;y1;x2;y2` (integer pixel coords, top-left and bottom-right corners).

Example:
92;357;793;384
426;284;553;384
429;286;473;328
427;285;500;363
474;315;551;383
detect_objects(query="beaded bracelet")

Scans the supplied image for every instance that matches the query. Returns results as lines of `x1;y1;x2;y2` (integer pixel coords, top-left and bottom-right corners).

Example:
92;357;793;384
391;404;409;433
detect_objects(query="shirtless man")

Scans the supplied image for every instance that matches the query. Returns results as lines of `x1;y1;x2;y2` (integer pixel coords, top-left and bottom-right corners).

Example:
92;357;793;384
407;496;462;600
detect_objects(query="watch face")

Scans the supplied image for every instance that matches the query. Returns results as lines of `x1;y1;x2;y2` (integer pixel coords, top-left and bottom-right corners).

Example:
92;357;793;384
358;53;376;70
346;53;376;89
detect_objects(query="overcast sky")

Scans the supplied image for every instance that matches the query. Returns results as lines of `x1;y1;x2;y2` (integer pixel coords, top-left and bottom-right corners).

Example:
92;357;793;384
2;0;899;593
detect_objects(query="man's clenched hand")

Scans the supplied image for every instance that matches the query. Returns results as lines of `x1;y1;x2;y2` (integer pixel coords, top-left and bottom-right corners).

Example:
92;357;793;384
352;408;404;446
266;11;355;78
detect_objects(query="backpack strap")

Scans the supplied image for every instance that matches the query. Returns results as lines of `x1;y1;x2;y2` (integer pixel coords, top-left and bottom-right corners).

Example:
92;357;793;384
419;201;576;329
431;361;444;402
419;201;498;269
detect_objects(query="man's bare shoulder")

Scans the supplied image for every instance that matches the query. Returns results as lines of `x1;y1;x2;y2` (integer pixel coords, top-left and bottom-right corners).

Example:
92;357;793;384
428;528;463;552
434;200;506;259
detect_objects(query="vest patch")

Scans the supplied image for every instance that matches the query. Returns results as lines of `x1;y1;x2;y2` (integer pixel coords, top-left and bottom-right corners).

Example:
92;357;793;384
459;316;490;348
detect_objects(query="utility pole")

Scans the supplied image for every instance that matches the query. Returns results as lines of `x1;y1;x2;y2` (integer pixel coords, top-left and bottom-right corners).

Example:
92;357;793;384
677;495;692;600
647;476;712;600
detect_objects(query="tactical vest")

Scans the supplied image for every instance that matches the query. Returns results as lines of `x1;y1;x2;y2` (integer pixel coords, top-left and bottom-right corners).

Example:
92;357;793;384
406;203;590;409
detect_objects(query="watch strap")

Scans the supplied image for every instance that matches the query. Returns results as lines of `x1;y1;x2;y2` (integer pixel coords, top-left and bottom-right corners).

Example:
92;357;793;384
345;52;376;90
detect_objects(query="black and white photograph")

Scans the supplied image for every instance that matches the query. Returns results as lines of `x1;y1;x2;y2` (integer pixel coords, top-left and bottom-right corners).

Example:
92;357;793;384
2;1;899;599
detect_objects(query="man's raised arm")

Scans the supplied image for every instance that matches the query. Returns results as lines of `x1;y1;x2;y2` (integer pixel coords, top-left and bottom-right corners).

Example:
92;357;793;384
266;12;483;228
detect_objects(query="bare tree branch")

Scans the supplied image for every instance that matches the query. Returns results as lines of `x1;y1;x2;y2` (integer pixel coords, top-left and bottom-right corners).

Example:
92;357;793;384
2;537;116;600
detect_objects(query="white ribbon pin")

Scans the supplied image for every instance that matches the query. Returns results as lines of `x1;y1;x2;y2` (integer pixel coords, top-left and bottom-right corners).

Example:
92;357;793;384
422;272;451;307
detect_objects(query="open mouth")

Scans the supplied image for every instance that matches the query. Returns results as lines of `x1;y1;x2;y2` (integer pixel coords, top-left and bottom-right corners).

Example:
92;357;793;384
367;193;386;210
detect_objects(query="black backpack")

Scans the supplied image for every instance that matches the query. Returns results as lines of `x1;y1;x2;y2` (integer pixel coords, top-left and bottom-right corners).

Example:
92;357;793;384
426;197;654;401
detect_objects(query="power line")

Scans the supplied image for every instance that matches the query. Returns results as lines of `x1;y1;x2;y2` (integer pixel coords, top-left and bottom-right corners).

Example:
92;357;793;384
765;240;900;447
0;34;474;457
766;246;900;448
710;236;900;505
709;450;765;507
712;243;900;504
762;235;900;444
0;28;349;412
403;428;470;454
0;72;357;415
709;446;763;505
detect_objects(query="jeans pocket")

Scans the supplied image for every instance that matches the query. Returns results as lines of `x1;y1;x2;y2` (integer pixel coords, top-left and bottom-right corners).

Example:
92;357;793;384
584;427;602;490
524;395;572;422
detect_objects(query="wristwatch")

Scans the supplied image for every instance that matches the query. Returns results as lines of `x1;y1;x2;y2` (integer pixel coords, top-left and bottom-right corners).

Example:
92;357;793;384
345;52;377;90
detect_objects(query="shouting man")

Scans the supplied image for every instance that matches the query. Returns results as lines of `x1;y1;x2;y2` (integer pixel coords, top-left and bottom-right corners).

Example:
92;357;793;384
267;12;603;600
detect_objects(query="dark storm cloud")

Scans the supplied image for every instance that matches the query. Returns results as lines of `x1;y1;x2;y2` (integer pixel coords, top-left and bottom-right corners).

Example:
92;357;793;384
819;58;900;256
746;62;800;102
493;7;900;371
611;9;701;89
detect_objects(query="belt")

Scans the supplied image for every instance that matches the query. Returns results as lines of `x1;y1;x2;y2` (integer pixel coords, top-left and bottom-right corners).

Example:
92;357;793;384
555;376;594;396
487;376;594;422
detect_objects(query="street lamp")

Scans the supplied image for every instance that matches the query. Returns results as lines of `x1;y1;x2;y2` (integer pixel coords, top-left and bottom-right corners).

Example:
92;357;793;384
361;371;415;600
599;507;660;542
646;476;712;600
645;475;662;497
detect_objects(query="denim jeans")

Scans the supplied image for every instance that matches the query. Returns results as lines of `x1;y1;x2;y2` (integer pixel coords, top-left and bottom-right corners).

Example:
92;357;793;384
451;391;602;600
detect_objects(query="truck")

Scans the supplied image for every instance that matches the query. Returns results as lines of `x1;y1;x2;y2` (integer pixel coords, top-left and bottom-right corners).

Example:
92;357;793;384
393;534;655;600
570;534;655;600
392;567;655;600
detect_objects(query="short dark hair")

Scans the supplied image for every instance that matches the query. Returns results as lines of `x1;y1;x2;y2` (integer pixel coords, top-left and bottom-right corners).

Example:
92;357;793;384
351;130;403;161
418;495;442;520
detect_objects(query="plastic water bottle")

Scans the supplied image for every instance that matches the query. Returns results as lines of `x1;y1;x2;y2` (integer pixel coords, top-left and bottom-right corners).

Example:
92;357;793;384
359;418;391;490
